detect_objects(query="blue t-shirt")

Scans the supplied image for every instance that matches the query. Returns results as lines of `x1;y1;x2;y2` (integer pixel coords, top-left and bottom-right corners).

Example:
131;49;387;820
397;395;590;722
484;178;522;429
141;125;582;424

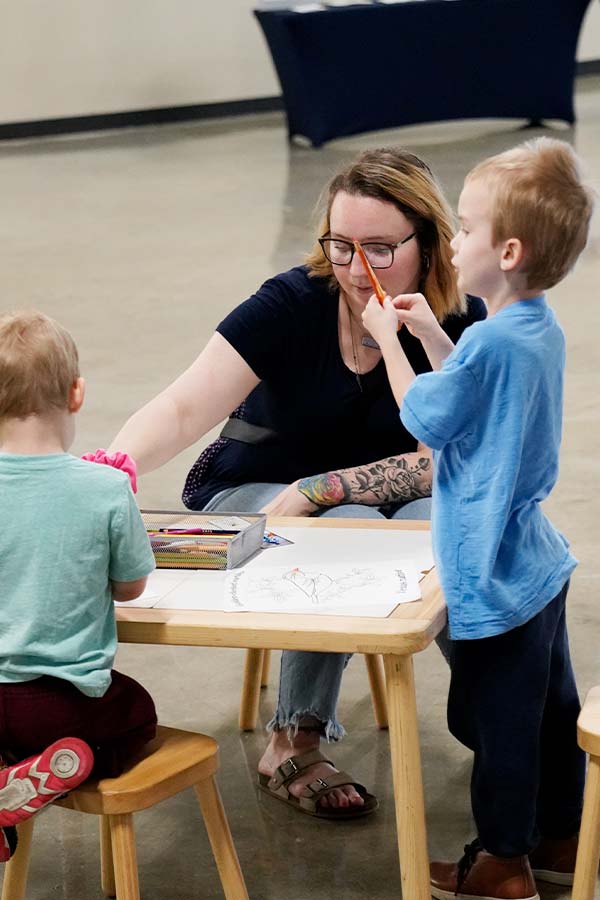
184;266;486;508
0;453;155;696
401;296;576;640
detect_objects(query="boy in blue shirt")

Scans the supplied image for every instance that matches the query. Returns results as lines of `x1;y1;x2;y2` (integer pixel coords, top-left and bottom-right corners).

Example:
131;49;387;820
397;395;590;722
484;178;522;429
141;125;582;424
0;311;157;861
363;138;594;900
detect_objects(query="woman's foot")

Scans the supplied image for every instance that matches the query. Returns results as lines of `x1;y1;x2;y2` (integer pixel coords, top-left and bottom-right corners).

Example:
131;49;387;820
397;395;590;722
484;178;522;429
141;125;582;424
257;728;365;810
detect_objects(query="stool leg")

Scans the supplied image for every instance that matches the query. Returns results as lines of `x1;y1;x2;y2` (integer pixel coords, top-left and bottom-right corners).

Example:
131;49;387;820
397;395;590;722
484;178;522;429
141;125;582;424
1;818;34;900
239;649;264;731
100;815;117;897
260;650;272;688
108;813;140;900
573;755;600;900
365;653;388;729
194;776;249;900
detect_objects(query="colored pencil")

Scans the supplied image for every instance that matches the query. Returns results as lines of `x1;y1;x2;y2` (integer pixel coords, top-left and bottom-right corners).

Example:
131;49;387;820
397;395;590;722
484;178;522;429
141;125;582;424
353;240;386;305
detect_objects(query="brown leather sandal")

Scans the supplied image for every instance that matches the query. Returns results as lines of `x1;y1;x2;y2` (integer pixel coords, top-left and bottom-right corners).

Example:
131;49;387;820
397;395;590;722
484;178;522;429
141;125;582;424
258;749;378;819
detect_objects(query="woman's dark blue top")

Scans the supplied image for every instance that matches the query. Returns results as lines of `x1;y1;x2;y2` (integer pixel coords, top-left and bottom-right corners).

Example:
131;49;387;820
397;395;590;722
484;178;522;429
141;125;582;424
184;266;486;509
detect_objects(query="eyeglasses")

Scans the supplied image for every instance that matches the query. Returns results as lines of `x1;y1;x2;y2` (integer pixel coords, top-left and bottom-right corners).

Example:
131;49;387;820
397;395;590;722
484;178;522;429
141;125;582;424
318;232;417;269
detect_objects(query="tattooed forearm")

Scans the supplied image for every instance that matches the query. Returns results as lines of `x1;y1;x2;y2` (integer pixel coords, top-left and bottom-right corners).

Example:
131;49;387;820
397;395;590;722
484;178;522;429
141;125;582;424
347;453;432;504
298;451;432;507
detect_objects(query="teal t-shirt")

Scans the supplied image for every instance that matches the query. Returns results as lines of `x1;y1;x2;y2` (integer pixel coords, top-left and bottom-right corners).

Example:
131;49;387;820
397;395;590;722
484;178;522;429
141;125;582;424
0;453;155;697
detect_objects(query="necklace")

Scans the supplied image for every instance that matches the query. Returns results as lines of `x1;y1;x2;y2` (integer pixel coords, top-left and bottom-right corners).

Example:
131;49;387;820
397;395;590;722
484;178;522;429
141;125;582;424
346;303;363;392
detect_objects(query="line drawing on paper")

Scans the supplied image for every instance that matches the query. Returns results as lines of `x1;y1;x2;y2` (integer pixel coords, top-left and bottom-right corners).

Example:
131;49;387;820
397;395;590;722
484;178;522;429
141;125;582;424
241;564;414;609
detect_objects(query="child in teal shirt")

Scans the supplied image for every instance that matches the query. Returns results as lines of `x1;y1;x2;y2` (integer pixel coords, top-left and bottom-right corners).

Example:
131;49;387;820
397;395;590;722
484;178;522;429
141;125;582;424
0;310;156;860
363;138;594;900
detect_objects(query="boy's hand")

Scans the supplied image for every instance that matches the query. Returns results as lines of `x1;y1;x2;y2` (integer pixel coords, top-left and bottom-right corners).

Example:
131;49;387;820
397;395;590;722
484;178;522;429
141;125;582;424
391;293;440;341
81;448;138;493
361;295;399;347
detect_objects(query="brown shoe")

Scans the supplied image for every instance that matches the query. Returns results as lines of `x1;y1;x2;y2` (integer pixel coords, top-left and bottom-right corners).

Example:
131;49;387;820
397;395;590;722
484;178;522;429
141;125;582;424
529;835;578;885
430;839;540;900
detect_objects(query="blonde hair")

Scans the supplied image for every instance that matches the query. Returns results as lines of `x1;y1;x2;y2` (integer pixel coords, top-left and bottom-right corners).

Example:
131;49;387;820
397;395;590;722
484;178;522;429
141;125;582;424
466;137;595;290
0;310;80;420
305;147;464;322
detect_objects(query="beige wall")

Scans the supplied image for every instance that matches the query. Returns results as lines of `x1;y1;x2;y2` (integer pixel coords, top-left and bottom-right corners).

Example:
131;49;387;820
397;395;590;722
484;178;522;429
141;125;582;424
1;0;599;123
579;0;600;61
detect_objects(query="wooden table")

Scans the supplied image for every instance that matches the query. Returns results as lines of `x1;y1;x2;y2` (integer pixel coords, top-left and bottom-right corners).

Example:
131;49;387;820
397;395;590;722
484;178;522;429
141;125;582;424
116;517;446;900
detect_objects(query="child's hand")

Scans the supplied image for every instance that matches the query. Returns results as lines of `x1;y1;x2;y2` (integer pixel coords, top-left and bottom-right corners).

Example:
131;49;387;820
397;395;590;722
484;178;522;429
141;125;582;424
81;449;137;493
362;295;399;346
391;293;440;341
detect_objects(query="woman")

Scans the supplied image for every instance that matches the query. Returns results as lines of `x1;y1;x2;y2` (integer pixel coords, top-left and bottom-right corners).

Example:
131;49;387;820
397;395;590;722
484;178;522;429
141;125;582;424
109;148;485;817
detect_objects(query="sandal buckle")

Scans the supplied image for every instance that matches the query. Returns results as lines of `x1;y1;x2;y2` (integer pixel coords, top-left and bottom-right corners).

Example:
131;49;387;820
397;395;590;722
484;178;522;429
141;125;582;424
308;777;329;793
280;758;300;777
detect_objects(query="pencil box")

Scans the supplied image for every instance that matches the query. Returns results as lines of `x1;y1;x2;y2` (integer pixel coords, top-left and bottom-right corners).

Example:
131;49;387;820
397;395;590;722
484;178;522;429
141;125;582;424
140;510;266;570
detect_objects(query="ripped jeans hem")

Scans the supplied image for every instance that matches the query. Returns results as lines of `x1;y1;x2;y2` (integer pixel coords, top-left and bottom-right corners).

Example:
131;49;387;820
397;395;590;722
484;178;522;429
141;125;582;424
266;709;346;742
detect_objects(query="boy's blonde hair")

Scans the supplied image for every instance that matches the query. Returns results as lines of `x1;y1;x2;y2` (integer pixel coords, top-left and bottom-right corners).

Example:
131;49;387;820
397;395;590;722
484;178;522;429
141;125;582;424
466;137;594;290
305;147;465;322
0;310;80;420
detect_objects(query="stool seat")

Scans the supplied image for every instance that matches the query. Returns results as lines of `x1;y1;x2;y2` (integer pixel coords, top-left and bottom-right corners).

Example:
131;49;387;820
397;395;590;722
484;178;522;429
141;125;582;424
2;725;248;900
577;685;600;757
572;685;600;900
56;726;218;815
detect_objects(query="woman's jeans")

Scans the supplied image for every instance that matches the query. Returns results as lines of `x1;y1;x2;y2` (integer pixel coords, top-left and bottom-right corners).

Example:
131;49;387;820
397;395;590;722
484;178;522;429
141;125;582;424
204;482;443;738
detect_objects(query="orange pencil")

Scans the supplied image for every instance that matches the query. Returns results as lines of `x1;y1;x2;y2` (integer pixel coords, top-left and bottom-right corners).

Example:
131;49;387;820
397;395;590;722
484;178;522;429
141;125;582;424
353;240;386;305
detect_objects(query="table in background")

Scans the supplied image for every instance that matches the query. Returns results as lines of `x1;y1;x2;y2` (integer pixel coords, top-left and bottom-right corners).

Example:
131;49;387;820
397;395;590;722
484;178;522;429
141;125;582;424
254;0;591;146
116;517;446;900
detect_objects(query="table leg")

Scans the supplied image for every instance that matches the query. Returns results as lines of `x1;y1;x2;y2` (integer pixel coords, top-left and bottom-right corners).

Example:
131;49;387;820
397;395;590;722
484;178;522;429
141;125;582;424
239;648;264;730
383;653;430;900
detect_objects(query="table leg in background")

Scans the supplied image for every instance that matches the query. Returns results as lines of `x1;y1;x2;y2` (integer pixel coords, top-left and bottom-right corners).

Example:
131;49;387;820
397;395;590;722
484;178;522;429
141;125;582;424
239;648;264;730
384;653;430;900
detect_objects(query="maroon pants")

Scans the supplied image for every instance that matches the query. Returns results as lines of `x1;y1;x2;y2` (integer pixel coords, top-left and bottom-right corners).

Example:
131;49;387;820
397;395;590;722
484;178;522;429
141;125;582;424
0;671;157;778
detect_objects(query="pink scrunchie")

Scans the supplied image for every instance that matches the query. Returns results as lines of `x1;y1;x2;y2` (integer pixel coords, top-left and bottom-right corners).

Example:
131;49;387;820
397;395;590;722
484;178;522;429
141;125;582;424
81;448;138;493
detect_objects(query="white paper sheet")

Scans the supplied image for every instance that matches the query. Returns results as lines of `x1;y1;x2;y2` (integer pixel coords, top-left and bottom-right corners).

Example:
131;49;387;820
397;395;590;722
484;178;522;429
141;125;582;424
224;560;421;615
116;527;433;616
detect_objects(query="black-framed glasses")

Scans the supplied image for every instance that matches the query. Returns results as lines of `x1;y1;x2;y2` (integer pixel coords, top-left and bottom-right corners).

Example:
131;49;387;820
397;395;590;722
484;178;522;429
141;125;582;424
318;233;417;269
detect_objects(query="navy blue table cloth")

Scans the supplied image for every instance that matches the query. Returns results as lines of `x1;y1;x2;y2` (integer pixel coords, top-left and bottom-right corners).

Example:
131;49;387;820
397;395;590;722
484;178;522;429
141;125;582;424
255;0;592;146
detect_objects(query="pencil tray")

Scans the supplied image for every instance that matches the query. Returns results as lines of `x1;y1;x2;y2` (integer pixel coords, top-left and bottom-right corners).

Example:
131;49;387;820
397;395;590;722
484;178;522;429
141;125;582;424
141;510;266;570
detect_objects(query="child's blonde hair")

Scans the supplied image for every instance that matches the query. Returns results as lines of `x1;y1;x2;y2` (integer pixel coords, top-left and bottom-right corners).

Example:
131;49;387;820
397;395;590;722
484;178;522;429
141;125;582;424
466;137;594;290
0;310;80;420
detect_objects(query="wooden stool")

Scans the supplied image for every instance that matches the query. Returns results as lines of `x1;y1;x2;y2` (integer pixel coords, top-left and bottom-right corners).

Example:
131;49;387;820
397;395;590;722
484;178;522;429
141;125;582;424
239;649;388;730
1;726;248;900
573;685;600;900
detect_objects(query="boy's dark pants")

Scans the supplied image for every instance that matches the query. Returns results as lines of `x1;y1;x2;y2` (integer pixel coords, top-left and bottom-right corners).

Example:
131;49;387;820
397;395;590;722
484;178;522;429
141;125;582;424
0;670;157;778
448;581;585;857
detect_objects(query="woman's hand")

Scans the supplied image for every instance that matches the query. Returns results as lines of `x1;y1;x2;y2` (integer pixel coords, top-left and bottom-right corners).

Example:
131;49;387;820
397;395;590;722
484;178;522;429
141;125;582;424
260;480;320;517
81;448;138;492
361;295;399;348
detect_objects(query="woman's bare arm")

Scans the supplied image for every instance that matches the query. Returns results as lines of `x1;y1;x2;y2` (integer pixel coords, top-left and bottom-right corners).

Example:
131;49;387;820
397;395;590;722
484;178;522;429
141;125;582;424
260;445;432;516
108;333;260;474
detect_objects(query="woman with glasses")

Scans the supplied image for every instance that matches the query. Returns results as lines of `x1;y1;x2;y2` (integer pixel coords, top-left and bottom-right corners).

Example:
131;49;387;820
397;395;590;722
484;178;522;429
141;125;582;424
109;147;485;818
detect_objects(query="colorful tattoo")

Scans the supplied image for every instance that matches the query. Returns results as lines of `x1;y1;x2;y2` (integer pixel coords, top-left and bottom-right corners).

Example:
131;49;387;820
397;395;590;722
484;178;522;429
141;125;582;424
298;472;348;506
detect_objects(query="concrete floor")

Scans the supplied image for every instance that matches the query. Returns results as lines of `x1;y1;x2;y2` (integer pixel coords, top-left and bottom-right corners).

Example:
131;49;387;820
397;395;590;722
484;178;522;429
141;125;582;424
1;77;599;899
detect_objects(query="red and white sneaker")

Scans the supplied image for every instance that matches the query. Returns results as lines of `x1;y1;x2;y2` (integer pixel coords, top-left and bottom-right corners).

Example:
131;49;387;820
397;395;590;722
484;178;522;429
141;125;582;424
0;738;94;827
